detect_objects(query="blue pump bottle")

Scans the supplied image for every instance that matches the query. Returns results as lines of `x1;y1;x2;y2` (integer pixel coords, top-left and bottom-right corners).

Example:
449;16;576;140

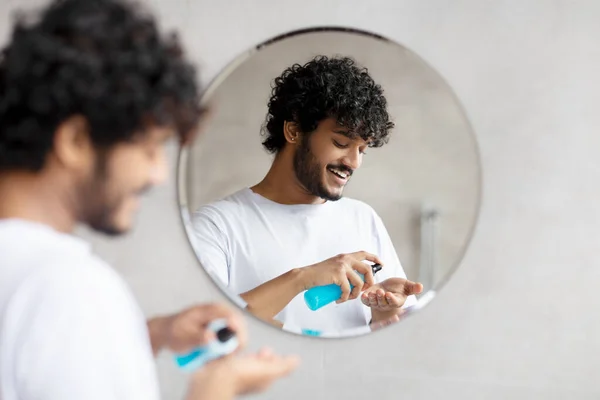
304;263;382;311
173;318;239;372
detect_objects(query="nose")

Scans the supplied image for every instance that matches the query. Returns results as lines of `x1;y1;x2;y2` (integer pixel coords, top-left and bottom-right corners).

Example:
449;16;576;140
342;148;362;171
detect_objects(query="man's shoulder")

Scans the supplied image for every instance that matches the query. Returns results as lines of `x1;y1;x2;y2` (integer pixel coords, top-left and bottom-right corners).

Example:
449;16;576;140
0;222;132;311
192;188;254;222
15;255;132;306
1;252;157;400
336;197;380;218
3;254;145;347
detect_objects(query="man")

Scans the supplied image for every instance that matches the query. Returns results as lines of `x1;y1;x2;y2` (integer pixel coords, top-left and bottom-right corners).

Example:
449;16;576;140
191;56;424;336
0;1;298;399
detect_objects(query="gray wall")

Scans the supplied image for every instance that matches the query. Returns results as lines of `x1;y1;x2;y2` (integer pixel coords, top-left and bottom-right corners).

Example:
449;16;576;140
3;0;600;399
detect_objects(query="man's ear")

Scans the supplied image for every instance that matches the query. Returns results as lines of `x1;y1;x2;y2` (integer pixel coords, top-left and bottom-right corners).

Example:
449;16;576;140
52;115;94;171
283;120;301;144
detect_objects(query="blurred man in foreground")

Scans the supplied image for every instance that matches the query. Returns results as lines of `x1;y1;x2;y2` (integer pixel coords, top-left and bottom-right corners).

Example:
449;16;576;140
0;1;299;399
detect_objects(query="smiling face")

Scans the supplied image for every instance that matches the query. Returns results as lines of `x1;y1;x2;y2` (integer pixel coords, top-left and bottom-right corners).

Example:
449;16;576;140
78;126;173;235
292;117;368;201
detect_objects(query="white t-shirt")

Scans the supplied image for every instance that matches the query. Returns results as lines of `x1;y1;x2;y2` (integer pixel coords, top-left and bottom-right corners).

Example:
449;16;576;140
0;219;160;400
190;188;416;336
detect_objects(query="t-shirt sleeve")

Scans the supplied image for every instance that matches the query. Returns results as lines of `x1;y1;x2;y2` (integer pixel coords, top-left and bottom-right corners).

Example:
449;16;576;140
7;263;160;400
189;208;231;287
371;211;418;309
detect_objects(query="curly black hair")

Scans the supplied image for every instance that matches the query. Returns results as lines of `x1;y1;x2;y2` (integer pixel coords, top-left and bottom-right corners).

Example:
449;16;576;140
0;0;202;172
261;55;393;154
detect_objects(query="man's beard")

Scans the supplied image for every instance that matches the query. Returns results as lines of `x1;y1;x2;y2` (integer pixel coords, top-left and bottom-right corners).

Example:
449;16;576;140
293;138;351;201
77;153;149;236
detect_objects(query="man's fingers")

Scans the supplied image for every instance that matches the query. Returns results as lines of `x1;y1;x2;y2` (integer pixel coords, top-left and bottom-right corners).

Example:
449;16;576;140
361;292;370;305
202;305;247;349
361;292;372;306
367;292;378;307
191;305;243;329
376;289;388;307
351;251;383;266
177;321;214;346
346;270;364;300
242;353;300;380
385;292;403;307
201;329;217;344
217;353;300;396
352;261;374;288
193;303;238;322
262;355;301;377
337;277;351;303
225;315;247;349
349;283;361;300
404;282;424;296
257;346;274;359
191;304;247;349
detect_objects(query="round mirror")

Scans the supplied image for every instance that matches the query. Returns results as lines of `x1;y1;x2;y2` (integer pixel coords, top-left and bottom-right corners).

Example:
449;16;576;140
178;27;481;338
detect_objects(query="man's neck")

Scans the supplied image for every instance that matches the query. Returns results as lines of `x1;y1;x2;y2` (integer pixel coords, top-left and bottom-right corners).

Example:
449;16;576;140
0;172;77;233
251;154;325;206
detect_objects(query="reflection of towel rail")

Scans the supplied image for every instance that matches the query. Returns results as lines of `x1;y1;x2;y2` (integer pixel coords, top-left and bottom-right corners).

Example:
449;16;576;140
419;206;439;292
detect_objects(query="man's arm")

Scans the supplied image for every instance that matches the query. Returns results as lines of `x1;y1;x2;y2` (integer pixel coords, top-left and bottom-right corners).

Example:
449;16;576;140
191;210;311;324
191;211;379;323
240;268;307;322
241;251;378;322
147;315;170;356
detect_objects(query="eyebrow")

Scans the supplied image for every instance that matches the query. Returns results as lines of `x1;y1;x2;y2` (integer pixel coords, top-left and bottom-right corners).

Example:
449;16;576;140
332;132;370;147
332;129;351;136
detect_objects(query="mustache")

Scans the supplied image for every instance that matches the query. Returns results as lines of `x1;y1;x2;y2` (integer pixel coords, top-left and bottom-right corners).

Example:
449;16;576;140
327;164;354;177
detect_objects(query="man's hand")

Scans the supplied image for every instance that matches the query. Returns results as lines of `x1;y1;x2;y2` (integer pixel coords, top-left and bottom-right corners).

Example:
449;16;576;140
238;251;383;323
185;348;300;400
301;251;383;304
147;303;246;355
361;278;423;320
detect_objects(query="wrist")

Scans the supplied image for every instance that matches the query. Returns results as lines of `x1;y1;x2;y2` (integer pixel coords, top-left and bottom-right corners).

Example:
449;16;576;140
147;315;171;355
189;364;237;400
289;267;311;292
370;309;399;323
